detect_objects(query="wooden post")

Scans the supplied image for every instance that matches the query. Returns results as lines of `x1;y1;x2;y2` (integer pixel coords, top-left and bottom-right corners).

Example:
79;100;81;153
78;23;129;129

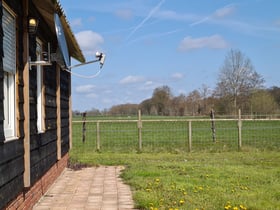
210;109;216;143
56;66;61;160
23;0;30;188
96;121;100;151
238;109;242;150
188;121;192;152
82;112;86;143
137;110;142;151
69;71;72;149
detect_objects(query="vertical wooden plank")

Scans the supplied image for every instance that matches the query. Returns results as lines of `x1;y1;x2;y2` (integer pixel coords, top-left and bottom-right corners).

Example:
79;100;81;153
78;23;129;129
69;73;72;149
96;121;100;151
56;66;61;160
137;110;142;151
42;69;46;131
188;121;192;152
238;109;242;150
23;0;30;188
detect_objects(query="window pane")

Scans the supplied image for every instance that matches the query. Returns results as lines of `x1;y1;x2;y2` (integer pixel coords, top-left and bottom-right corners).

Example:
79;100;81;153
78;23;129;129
4;72;15;137
3;5;16;139
3;7;16;74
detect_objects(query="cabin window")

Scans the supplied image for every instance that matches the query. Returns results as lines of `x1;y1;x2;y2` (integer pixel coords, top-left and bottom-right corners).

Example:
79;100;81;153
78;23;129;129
36;39;45;132
3;4;16;139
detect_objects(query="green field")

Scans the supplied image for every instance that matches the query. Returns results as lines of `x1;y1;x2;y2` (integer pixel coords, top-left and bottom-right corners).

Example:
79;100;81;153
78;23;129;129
70;118;280;209
72;118;280;153
69;152;280;210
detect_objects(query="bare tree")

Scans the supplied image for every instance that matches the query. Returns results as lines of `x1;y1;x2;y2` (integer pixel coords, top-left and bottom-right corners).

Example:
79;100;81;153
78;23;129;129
186;90;201;115
171;94;187;116
215;49;264;114
152;85;172;115
139;99;153;115
199;84;212;114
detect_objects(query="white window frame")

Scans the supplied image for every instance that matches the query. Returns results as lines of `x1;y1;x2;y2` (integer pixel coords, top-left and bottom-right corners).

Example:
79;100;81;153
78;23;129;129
3;3;16;140
36;39;45;133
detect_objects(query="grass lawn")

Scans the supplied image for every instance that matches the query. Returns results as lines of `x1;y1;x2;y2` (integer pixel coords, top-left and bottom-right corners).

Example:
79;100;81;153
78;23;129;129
70;151;280;210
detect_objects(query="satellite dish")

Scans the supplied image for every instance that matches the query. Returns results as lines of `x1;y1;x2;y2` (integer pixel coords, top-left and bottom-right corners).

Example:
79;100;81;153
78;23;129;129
54;13;70;68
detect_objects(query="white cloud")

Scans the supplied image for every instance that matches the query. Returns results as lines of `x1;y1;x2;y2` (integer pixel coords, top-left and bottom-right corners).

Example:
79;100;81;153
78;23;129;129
119;75;145;84
171;72;184;79
178;35;228;52
213;4;236;18
75;30;104;55
76;84;95;93
86;93;98;98
190;4;236;26
139;80;161;91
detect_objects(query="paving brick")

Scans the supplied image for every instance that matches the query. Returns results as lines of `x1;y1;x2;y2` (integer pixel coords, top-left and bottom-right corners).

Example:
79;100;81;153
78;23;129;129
33;166;136;210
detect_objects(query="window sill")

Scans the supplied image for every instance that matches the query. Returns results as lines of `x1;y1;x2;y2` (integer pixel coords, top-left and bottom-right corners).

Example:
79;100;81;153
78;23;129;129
4;136;19;142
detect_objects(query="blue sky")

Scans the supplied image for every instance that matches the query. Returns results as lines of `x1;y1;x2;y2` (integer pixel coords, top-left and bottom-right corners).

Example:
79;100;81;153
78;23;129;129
59;0;280;111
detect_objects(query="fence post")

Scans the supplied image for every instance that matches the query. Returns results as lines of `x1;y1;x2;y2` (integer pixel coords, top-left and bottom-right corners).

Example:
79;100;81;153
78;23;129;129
96;121;100;151
138;110;143;151
237;109;242;150
210;109;216;143
188;121;192;152
82;112;87;143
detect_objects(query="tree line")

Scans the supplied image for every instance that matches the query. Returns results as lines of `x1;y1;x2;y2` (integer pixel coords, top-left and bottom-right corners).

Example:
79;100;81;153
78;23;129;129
73;49;280;117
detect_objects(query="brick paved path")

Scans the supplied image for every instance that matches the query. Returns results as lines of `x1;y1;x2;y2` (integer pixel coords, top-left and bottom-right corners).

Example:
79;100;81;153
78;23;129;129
33;166;136;210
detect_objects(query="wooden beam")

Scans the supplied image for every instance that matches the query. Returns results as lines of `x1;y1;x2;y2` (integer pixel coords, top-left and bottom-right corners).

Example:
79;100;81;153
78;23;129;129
69;72;72;149
23;0;30;188
56;65;61;160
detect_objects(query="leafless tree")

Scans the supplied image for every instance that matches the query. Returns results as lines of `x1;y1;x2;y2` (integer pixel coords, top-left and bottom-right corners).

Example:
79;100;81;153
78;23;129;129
171;94;187;116
215;49;264;115
199;84;212;114
152;85;172;115
186;90;201;115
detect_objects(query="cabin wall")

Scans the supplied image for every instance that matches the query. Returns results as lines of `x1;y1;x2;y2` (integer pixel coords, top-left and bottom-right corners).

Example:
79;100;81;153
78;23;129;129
61;70;70;156
0;1;25;208
0;0;71;209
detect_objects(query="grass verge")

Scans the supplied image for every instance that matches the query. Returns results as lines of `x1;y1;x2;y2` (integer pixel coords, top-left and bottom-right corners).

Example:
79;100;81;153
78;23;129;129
70;151;280;210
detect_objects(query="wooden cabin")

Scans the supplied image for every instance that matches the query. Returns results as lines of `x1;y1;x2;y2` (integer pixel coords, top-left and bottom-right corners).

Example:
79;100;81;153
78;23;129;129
0;0;85;209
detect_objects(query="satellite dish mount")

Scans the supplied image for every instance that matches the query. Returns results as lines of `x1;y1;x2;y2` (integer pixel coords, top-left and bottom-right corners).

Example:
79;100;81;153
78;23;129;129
29;13;106;71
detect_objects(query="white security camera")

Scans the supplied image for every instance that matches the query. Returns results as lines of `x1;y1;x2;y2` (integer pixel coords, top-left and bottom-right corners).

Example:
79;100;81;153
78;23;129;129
95;51;106;68
100;54;106;68
95;51;102;59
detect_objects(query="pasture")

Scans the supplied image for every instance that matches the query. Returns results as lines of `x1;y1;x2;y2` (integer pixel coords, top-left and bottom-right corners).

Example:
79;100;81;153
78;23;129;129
70;116;280;209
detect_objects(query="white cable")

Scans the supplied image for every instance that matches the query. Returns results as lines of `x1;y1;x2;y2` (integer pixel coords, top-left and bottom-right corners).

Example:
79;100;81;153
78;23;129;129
63;68;102;79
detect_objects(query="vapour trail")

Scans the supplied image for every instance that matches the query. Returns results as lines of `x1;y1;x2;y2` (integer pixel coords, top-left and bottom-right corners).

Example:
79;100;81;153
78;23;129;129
126;0;165;41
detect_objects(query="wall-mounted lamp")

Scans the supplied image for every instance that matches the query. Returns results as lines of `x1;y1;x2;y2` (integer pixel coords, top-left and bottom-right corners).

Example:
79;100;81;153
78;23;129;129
28;17;38;34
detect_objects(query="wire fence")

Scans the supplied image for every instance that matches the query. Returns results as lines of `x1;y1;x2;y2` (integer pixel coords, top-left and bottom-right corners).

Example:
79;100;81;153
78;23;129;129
71;117;280;155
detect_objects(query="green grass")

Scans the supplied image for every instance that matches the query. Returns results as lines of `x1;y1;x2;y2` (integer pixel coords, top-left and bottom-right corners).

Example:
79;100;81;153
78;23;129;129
72;119;280;152
70;118;280;209
69;151;280;210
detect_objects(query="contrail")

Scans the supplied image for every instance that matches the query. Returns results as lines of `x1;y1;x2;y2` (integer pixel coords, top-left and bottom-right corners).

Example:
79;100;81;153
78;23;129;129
190;4;236;27
126;29;182;45
126;0;165;41
190;17;210;27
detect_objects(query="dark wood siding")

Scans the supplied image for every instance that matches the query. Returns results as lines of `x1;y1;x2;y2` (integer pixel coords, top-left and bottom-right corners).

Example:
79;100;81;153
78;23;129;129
0;1;25;209
60;70;70;156
0;0;71;208
30;61;58;184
